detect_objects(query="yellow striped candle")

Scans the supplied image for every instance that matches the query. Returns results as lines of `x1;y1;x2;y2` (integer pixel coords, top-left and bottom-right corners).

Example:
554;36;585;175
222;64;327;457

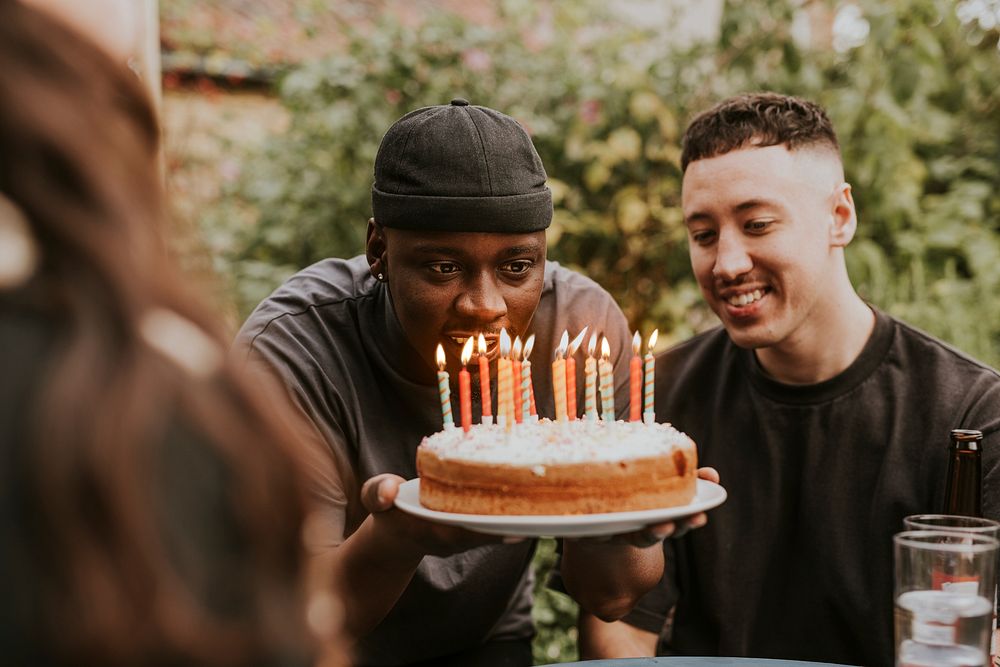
599;337;614;421
521;335;535;422
584;334;598;421
643;329;658;424
435;344;454;429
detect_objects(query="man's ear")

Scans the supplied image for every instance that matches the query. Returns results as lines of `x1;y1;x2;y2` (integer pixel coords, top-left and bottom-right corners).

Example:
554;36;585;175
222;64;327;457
366;218;387;279
829;183;857;248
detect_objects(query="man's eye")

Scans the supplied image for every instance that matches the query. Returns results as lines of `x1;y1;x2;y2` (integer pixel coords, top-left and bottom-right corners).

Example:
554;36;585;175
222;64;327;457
746;219;773;232
428;262;460;274
690;230;716;245
503;260;533;274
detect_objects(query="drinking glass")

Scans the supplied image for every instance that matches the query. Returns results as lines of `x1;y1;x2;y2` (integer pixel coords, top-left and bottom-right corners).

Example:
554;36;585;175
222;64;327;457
904;515;1000;538
894;530;999;666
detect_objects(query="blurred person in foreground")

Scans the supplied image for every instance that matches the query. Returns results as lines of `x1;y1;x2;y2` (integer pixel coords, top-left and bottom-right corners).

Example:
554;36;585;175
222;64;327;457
236;99;712;666
578;92;1000;666
0;2;344;665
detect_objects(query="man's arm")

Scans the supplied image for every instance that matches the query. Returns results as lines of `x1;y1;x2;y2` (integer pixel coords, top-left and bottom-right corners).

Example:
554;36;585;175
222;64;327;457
243;352;511;641
578;612;659;659
333;474;513;639
561;467;716;621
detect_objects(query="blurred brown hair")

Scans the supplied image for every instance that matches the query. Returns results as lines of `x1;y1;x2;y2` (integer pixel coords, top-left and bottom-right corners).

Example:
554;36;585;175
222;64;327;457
680;92;840;172
0;2;341;665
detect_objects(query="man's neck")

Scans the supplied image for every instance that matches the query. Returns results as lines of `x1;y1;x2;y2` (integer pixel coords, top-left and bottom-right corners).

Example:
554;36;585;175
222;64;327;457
754;292;876;386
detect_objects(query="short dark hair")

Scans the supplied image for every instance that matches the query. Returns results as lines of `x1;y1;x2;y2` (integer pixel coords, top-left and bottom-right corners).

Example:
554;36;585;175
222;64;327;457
680;92;840;172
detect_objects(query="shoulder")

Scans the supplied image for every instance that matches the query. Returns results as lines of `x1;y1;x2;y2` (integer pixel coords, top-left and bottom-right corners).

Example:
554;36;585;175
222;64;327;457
538;260;627;335
889;315;1000;381
542;261;614;300
236;256;375;350
886;312;1000;433
658;326;732;367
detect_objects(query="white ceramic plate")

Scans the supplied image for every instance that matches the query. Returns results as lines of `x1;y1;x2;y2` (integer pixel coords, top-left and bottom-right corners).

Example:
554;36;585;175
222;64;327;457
394;478;727;538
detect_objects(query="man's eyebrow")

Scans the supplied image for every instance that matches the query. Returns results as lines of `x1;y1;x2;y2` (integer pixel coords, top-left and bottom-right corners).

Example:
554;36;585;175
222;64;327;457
501;243;544;257
409;244;466;256
733;198;780;213
684;211;713;226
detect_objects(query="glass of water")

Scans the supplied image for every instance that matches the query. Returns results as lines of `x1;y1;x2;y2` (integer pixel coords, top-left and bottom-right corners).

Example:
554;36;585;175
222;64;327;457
894;530;999;666
904;515;1000;538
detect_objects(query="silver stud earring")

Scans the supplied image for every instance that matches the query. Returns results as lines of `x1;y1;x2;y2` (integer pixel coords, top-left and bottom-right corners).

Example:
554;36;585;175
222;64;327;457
377;272;384;281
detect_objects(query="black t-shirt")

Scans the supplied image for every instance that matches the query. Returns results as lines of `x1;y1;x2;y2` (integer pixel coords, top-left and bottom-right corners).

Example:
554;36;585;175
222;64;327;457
236;255;632;666
624;307;1000;667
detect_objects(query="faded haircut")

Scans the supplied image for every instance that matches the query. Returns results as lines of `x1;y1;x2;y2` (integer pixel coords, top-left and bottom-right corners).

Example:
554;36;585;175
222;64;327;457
681;92;840;172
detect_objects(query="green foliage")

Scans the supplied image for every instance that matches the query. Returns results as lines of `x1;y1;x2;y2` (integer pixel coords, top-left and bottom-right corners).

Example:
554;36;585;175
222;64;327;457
195;0;1000;661
532;538;578;664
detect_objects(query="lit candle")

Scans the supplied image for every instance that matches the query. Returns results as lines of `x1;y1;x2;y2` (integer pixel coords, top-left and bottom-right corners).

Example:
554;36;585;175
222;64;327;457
566;326;588;421
460;337;474;433
584;333;599;421
644;329;658;424
552;330;569;421
521;334;535;423
512;336;524;424
436;344;454;429
478;333;492;425
599;337;615;421
630;331;642;422
498;328;513;431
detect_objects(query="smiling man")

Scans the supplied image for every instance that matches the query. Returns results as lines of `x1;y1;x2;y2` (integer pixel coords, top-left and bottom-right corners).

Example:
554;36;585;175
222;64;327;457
578;93;1000;666
237;100;673;666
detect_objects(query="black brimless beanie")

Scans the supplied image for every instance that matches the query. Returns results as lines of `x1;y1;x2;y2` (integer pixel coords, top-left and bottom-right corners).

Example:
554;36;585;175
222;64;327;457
371;99;553;232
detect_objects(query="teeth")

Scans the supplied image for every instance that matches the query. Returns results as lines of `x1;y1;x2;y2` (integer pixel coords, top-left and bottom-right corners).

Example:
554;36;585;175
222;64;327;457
727;289;764;307
450;337;468;345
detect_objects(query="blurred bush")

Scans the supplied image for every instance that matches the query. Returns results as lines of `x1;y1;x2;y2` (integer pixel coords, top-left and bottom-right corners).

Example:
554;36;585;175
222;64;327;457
193;0;1000;661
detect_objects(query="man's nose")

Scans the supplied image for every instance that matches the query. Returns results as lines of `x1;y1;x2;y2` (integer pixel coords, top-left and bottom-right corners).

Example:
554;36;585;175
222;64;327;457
454;272;508;321
712;231;753;282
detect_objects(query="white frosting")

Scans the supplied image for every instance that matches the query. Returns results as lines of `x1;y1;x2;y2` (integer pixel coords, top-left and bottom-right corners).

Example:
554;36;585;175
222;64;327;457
419;419;691;465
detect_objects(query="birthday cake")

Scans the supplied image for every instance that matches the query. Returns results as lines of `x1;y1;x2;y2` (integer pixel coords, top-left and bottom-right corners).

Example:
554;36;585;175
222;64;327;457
416;419;697;515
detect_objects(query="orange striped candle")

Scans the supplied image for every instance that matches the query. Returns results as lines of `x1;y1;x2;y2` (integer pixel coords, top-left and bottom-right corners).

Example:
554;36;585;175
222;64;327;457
512;336;524;424
498;329;513;431
551;330;569;421
477;333;492;425
565;327;587;421
629;331;642;422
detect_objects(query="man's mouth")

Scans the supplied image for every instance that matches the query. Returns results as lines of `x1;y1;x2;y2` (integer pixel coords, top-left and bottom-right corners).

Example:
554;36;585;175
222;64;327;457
444;332;503;357
724;288;768;308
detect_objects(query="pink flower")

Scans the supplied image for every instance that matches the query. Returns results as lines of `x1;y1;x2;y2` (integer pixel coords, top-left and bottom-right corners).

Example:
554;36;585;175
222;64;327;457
580;99;602;125
385;89;403;105
461;48;492;73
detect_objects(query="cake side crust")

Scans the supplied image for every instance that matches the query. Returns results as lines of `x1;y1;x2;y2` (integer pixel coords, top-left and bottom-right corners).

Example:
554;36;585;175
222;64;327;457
417;445;697;515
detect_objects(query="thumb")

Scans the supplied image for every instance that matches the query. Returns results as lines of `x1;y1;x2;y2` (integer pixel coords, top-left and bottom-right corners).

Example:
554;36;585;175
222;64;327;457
361;474;405;513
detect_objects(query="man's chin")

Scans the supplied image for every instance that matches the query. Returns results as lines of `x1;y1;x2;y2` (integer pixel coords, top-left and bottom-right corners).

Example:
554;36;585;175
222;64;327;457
720;322;776;350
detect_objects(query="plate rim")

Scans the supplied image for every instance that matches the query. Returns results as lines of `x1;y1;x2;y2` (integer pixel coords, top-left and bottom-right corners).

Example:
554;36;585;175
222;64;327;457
393;477;727;536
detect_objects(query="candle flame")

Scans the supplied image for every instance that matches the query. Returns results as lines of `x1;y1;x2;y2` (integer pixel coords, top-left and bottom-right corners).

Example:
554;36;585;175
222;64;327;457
647;328;659;353
600;336;611;361
523;334;535;361
555;330;569;359
587;333;598;358
512;336;523;361
436;343;446;370
567;326;588;356
632;330;641;356
499;328;511;358
478;332;488;356
461;337;475;366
